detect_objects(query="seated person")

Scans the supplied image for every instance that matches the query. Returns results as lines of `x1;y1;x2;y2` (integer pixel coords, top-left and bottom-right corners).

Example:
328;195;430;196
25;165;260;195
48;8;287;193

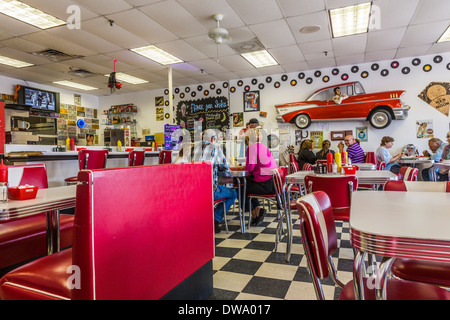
375;136;404;174
332;87;348;104
338;135;365;163
239;128;278;226
422;137;448;181
192;129;237;233
437;132;450;181
298;139;317;169
315;140;335;160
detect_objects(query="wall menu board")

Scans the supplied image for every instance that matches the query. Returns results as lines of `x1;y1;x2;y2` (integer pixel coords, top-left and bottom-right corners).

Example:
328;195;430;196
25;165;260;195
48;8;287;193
175;96;230;137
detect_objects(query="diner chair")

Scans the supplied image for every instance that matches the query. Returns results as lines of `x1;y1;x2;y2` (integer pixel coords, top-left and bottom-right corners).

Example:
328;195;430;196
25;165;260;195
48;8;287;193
159;150;172;164
365;152;378;166
247;166;286;229
398;166;418;181
288;161;303;196
302;163;314;171
304;174;357;221
0;164;73;270
128;150;145;166
214;198;228;233
64;150;108;185
382;180;450;288
0;163;215;300
289;153;297;164
377;161;386;170
296;191;450;300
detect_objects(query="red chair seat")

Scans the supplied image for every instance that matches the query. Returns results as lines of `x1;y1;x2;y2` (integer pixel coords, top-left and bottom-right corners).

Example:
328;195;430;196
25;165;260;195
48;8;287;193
214;198;226;204
0;214;74;269
391;258;450;287
64;176;77;182
340;277;450;300
248;193;276;198
0;248;72;300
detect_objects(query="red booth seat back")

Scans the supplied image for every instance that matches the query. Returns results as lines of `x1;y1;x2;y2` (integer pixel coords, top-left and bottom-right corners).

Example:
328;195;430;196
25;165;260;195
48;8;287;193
8;164;49;188
72;162;214;299
384;180;450;192
158;151;172;164
78;150;108;170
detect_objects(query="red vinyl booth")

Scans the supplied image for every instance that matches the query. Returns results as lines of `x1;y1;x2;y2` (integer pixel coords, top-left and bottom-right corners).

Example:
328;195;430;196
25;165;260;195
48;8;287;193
128;150;145;166
0;163;214;300
0;164;73;270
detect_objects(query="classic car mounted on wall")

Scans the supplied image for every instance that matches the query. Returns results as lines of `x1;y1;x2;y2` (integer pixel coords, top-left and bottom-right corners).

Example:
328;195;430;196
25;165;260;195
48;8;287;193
275;81;410;129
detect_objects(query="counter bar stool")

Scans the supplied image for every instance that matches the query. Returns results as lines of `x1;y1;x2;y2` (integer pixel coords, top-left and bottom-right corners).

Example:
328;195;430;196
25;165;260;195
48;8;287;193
296;191;450;300
128;150;145;166
64;150;108;185
159;151;172;164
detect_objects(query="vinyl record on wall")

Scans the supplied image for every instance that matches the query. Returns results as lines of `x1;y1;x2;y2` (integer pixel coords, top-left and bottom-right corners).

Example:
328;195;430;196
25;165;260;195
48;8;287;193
341;73;349;81
351;66;359;73
281;75;288;81
298;72;305;79
314;70;321;77
290;80;297;86
164;89;169;95
381;69;389;77
371;63;379;71
423;64;432;72
412;58;421;66
266;76;272;83
274;81;281;88
216;89;222;95
165;100;169;106
174;88;180;94
180;93;185;99
306;77;313;84
447;62;450;70
165;113;170;119
332;68;339;75
223;82;229;88
361;71;369;78
251;78;258;85
433;55;443;63
258;83;265;90
197;85;203;91
237;80;243;86
185;87;190;92
204;90;209;96
391;61;399;68
401;67;410;75
191;91;197;97
322;76;330;82
230;87;236;93
244;85;250;92
210;84;215;90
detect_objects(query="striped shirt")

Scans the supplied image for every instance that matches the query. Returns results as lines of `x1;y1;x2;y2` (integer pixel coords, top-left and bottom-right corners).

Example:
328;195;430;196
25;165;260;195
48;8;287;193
347;143;365;163
192;141;230;190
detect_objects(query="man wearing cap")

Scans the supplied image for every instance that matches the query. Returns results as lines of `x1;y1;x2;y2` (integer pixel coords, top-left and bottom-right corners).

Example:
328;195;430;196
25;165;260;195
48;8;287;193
248;118;260;128
193;129;237;233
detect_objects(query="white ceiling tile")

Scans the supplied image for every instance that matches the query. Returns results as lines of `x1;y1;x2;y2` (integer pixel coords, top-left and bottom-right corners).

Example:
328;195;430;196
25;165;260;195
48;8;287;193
428;41;450;54
227;0;283;25
299;40;333;59
410;0;450;25
157;40;209;62
69;0;133;15
396;44;432;59
277;0;325;17
306;57;337;69
249;19;296;49
268;45;305;64
336;53;366;66
366;27;407;52
332;34;368;56
287;11;331;44
400;21;450;46
364;49;397;62
281;61;311;72
372;0;420;30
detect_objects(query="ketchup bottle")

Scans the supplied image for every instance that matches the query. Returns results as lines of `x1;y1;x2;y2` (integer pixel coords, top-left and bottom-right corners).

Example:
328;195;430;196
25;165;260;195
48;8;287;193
326;151;333;172
70;137;75;151
0;159;7;183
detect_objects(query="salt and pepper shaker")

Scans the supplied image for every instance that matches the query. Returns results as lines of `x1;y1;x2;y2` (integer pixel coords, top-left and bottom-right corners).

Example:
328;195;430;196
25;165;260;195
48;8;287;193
0;160;8;203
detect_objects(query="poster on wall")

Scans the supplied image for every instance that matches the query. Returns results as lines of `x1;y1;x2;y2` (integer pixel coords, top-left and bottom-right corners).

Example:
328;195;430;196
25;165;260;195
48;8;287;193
356;127;368;142
175;96;229;138
233;113;244;127
310;131;323;149
416;120;434;139
243;90;260;112
418;82;450;117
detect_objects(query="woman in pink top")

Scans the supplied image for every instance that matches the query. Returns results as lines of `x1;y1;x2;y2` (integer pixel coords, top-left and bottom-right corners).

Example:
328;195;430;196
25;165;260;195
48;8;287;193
242;129;278;226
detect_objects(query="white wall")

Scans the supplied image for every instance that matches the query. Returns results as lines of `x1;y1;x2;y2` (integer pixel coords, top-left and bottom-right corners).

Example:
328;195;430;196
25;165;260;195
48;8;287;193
98;52;450;156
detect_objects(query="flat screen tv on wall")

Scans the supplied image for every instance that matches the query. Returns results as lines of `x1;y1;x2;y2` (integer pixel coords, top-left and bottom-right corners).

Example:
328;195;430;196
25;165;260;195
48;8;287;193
17;85;60;113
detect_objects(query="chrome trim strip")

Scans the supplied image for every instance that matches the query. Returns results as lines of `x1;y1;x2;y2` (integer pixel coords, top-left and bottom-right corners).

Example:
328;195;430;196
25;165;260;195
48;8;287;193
3;282;70;300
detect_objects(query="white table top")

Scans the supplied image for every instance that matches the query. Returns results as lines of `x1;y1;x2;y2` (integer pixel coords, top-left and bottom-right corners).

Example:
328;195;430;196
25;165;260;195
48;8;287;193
434;162;450;169
399;158;434;164
0;185;76;221
286;170;398;185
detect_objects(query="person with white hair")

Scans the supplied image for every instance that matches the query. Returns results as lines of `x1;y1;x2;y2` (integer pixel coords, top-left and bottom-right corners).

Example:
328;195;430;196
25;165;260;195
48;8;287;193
192;129;237;233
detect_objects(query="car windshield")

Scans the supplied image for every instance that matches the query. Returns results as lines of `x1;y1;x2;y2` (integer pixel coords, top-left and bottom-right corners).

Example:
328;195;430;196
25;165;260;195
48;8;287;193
307;88;335;101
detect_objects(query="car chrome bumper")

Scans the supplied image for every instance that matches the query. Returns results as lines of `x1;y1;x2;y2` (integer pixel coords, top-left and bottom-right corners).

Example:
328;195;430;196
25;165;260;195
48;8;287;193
394;105;410;120
276;114;285;122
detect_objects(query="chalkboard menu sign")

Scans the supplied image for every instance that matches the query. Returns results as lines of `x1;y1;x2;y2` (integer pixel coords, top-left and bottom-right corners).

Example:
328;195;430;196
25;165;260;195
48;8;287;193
175;97;230;137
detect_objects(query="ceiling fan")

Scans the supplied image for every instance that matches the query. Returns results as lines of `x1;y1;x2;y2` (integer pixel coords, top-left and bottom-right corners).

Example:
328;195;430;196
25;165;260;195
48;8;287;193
208;13;232;45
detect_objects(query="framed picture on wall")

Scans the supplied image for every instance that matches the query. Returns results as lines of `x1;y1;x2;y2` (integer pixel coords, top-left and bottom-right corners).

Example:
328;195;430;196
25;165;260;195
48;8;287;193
356;127;368;142
243;90;260;112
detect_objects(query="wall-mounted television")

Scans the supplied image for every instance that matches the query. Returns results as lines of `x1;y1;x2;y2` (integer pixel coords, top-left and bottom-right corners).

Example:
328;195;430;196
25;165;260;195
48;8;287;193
17;85;60;113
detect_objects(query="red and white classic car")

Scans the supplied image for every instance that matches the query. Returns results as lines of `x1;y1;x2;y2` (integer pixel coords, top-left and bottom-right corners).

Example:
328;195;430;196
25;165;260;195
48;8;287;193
275;82;410;129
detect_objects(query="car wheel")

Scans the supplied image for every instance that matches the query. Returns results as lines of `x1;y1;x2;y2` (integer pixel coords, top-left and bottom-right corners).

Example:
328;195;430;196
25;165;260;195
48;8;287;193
369;109;392;129
294;114;311;129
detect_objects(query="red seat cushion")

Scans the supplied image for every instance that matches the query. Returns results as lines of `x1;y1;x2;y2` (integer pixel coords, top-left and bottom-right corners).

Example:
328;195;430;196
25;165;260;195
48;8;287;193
340;278;450;300
64;176;77;182
391;258;450;287
0;248;72;300
0;214;74;269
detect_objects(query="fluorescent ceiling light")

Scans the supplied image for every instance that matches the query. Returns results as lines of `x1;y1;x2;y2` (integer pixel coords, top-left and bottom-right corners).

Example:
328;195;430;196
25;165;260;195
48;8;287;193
0;55;33;68
438;26;450;43
130;45;183;65
0;0;66;29
53;81;97;91
241;50;278;68
329;2;371;38
105;72;149;85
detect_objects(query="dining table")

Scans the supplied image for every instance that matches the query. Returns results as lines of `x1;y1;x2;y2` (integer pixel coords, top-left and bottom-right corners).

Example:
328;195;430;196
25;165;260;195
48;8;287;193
434;161;450;180
350;190;450;300
281;170;398;262
0;185;77;255
218;169;251;233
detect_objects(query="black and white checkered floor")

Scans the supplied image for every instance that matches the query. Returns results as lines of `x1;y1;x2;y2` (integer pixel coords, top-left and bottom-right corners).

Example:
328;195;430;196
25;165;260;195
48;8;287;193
208;206;355;300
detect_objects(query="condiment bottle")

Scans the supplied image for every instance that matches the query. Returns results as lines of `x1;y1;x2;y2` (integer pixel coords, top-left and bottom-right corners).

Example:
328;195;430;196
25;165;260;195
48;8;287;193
117;140;122;152
0;160;8;203
0;159;8;183
70;137;75;151
327;151;333;172
335;150;342;173
66;137;70;151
